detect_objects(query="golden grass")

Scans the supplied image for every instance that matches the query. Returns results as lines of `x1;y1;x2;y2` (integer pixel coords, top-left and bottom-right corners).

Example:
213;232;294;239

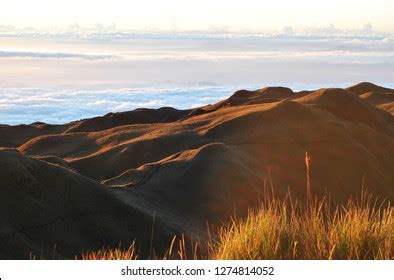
213;191;392;260
82;241;138;260
82;153;393;260
82;235;203;260
82;191;392;260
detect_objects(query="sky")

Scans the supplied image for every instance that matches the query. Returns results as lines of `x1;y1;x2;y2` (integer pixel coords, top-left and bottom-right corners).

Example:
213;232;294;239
0;0;393;32
0;0;393;124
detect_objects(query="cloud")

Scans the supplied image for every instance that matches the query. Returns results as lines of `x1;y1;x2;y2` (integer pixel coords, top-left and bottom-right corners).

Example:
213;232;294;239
0;50;114;60
3;80;394;126
0;86;235;125
0;22;391;40
1;33;380;63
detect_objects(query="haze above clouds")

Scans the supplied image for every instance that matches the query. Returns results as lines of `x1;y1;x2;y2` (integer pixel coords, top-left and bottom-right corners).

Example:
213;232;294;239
1;0;394;32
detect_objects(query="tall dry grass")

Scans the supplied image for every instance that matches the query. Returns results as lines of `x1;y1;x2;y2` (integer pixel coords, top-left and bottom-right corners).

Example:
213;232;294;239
213;190;392;259
82;235;205;260
83;192;392;260
82;153;393;260
82;241;138;260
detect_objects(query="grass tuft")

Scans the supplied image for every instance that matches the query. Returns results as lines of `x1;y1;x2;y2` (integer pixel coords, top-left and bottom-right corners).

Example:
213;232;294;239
83;241;138;260
213;191;392;260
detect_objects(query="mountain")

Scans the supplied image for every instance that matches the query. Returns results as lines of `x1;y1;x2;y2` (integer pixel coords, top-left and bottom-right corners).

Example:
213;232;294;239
0;148;173;259
1;82;394;258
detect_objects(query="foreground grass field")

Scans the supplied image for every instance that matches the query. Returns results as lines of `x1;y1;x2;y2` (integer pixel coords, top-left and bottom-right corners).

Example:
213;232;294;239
83;154;393;260
82;189;392;260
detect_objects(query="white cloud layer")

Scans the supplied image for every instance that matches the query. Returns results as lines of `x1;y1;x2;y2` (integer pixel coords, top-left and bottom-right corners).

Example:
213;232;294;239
0;86;236;124
0;50;113;60
1;82;394;125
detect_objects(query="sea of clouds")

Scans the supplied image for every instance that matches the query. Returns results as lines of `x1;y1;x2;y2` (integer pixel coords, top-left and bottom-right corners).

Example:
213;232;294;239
3;81;394;125
0;29;393;125
0;86;240;125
